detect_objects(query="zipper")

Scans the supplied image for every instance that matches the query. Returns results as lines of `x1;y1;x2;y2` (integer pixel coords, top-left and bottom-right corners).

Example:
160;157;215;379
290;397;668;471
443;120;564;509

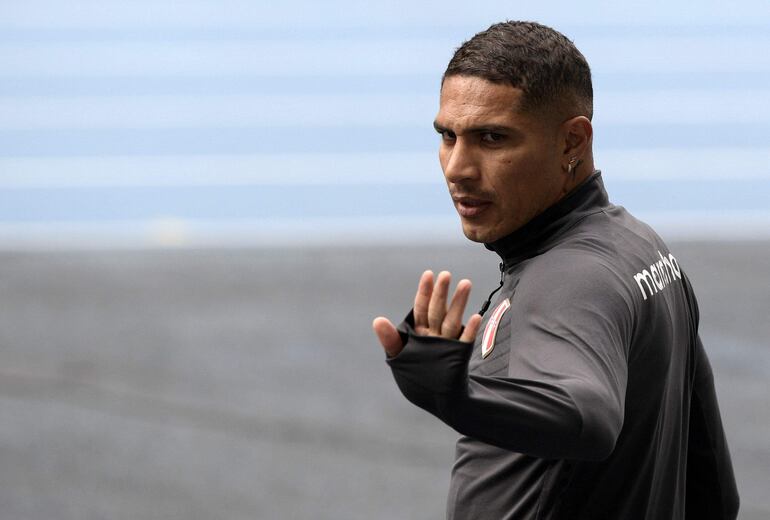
479;261;506;316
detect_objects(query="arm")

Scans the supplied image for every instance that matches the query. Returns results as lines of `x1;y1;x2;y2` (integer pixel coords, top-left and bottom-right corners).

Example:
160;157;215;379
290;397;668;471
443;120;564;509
388;313;621;460
685;335;739;519
379;256;631;461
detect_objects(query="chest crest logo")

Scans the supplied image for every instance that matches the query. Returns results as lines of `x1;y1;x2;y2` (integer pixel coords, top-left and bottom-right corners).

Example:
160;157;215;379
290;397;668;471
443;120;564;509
481;298;510;359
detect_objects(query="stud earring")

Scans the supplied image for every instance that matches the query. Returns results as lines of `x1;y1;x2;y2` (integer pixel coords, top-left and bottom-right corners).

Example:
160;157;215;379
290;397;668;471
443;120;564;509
567;157;578;174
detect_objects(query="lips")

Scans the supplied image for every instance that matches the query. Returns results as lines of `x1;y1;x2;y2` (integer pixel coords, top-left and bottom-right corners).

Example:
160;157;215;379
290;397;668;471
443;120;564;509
453;196;492;218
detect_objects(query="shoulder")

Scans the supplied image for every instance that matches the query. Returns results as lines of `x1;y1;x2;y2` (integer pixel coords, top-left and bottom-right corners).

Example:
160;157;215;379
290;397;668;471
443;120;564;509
519;238;626;294
515;234;638;322
509;240;637;358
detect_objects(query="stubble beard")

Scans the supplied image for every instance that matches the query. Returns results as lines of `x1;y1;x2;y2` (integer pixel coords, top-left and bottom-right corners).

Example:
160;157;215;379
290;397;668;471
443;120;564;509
460;219;493;244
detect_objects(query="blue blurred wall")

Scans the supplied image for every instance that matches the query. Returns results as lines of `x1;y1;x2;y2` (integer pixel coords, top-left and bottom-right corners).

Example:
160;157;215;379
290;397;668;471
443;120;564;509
0;1;768;247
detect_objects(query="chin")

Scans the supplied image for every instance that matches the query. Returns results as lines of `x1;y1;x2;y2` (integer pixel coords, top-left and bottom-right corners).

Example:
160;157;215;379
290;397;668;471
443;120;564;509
461;218;520;244
461;222;495;243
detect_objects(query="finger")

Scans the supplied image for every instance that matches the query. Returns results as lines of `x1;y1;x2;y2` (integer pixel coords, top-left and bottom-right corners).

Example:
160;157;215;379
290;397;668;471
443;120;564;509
459;313;483;343
413;270;434;331
372;317;404;358
428;271;451;333
442;278;472;338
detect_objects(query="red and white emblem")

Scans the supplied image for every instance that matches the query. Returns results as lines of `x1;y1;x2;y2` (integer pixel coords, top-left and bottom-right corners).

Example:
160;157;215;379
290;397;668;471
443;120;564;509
481;298;510;358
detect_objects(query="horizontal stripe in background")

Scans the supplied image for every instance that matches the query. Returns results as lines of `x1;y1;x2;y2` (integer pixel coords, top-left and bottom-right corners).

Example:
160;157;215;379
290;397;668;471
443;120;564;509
2;2;769;29
1;1;768;247
2;24;770;43
2;211;770;250
1;179;769;222
1;35;769;77
0;148;767;188
1;124;768;157
2;72;770;98
2;90;769;129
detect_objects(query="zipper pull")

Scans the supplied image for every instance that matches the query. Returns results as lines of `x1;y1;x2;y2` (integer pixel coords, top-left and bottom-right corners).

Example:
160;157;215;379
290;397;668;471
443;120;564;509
479;262;506;316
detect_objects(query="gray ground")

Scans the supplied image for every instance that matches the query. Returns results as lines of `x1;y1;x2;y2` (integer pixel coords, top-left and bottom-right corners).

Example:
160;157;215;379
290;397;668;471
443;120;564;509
0;242;768;519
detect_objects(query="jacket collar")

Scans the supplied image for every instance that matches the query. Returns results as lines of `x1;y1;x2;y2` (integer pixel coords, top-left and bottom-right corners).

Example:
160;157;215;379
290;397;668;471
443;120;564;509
485;171;609;267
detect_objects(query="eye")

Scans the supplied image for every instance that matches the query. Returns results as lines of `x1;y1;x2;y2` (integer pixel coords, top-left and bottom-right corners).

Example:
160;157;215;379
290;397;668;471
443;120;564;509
437;129;456;143
481;132;505;143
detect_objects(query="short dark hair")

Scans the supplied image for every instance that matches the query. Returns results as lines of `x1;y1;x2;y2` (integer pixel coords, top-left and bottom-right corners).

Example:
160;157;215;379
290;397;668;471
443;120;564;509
443;21;593;120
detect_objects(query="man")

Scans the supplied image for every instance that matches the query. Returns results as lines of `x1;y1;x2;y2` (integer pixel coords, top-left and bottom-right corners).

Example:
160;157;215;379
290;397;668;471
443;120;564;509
372;21;739;519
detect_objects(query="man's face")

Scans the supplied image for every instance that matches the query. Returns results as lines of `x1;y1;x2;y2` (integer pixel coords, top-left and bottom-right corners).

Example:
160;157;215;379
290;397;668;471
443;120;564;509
435;75;566;243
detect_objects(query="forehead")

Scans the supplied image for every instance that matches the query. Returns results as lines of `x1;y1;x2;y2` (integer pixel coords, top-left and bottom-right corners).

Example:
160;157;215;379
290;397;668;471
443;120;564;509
436;75;528;129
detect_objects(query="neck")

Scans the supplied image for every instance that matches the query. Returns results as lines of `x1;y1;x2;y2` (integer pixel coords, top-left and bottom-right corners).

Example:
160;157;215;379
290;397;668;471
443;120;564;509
485;171;608;266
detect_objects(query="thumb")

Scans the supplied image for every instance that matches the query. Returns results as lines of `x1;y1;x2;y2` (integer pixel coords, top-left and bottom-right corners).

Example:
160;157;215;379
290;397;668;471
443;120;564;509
372;317;403;358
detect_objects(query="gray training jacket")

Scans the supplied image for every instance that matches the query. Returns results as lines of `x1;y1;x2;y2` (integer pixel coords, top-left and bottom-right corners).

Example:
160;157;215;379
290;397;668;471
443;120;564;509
387;172;739;519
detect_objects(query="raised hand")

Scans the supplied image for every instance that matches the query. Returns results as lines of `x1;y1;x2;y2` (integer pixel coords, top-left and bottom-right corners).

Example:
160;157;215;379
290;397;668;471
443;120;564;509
373;270;483;357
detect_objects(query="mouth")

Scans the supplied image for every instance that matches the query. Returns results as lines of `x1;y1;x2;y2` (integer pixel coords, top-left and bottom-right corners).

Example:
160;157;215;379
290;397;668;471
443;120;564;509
452;196;492;218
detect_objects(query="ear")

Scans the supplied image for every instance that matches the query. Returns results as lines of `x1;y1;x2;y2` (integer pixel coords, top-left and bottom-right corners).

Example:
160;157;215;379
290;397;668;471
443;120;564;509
560;116;593;174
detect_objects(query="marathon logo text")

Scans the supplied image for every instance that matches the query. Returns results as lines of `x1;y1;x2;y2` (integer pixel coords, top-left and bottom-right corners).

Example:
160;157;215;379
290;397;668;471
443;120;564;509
633;251;682;301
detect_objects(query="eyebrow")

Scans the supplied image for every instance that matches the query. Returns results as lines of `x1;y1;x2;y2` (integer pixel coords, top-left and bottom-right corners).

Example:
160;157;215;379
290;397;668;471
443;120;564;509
432;121;519;135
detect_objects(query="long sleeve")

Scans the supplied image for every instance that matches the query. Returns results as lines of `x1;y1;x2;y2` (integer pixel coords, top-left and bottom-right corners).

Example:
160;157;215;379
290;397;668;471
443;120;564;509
685;335;739;519
387;252;633;461
384;174;740;519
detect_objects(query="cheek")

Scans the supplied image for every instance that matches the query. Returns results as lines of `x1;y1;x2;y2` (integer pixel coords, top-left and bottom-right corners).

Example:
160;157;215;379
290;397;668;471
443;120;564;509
438;147;450;174
489;154;532;193
490;173;525;215
490;158;543;215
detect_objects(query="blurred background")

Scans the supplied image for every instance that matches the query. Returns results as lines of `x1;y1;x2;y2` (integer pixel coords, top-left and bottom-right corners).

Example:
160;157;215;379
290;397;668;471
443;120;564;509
0;1;768;518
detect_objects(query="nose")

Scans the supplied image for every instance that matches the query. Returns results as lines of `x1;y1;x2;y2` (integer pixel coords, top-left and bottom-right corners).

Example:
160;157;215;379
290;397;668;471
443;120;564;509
441;138;480;184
